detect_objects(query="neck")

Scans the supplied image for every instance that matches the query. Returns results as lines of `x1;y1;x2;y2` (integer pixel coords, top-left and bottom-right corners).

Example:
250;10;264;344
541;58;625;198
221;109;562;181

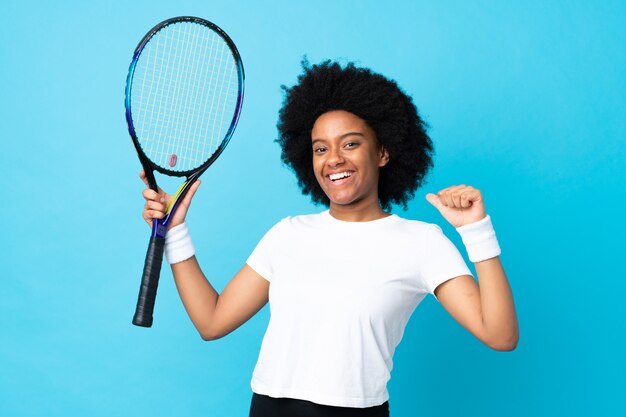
329;196;389;222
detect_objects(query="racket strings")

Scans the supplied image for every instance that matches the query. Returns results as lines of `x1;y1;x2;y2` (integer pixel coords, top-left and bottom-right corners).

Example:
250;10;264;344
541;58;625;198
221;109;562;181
131;21;241;172
144;25;234;169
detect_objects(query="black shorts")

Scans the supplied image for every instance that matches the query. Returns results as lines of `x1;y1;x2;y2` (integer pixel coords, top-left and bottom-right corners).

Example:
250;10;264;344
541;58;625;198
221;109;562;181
249;393;390;417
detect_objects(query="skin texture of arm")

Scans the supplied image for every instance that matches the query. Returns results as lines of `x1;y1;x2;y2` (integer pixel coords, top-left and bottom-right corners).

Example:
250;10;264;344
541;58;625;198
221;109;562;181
434;258;519;351
171;258;269;340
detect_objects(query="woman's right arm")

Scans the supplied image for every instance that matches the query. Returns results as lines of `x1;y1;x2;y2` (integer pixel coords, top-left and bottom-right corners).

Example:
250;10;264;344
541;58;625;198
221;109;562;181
140;171;269;340
171;258;269;340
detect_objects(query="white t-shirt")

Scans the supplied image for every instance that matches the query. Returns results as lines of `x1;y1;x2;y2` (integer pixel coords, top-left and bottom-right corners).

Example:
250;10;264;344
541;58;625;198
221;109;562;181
246;210;473;408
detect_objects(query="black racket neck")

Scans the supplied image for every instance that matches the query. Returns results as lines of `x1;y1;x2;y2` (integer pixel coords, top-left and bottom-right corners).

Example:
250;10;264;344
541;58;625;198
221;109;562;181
144;165;158;192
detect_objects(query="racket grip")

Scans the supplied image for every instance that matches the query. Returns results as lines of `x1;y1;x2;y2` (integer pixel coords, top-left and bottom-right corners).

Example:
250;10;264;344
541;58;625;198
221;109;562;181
132;236;166;327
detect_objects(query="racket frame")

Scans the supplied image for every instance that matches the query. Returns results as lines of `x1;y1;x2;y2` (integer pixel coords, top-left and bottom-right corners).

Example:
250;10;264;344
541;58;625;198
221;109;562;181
125;15;244;237
124;16;244;326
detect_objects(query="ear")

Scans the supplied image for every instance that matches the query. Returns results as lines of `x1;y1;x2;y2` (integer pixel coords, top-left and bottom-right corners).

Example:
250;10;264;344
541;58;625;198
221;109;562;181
378;146;390;167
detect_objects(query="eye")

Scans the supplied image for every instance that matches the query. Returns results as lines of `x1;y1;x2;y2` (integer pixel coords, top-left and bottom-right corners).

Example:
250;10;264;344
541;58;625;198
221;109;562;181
344;142;358;149
313;146;327;154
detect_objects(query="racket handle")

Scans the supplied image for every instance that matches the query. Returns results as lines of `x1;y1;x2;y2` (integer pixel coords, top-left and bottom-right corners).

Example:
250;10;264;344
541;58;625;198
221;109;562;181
132;236;166;327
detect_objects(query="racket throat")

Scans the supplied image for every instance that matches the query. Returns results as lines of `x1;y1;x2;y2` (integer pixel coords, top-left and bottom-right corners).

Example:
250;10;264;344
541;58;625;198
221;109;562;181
165;181;188;215
152;219;168;239
161;178;197;233
144;168;158;192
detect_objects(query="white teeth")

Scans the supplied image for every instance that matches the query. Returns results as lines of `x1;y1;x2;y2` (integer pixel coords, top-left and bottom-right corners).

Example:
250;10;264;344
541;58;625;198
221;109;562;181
329;172;352;181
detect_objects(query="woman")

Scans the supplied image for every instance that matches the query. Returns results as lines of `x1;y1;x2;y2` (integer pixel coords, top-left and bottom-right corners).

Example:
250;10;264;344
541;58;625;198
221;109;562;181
140;60;519;417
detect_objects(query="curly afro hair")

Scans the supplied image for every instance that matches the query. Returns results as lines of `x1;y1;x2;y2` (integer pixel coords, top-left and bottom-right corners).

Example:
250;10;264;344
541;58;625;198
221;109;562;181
276;59;434;211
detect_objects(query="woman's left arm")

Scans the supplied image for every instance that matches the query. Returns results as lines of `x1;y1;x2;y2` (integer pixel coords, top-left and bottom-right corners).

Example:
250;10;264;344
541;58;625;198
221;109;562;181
426;185;519;351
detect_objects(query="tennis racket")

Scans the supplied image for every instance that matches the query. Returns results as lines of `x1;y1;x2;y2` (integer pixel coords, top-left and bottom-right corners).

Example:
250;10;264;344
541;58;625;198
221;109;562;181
125;16;244;328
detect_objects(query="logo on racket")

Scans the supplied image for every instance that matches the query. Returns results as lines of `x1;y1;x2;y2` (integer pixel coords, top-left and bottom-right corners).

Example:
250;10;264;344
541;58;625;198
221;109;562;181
169;154;178;167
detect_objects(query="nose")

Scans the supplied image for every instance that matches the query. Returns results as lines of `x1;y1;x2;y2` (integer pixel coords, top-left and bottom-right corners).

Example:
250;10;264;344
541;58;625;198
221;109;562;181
327;146;344;167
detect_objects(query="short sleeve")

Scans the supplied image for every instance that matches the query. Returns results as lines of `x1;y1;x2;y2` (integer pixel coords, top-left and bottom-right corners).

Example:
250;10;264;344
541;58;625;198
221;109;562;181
420;224;474;302
246;219;286;282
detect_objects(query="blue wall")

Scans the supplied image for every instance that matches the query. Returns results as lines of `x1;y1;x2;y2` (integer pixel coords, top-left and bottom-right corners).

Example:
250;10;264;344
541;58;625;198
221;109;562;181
1;1;624;415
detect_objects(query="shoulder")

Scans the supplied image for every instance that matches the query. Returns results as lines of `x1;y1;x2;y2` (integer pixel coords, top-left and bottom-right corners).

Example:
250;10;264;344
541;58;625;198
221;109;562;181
261;212;325;235
389;214;442;236
280;211;329;228
382;216;459;254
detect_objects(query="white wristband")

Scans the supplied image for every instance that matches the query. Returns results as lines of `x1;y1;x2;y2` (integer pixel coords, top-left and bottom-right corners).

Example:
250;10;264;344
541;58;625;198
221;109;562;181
165;222;195;264
456;215;501;263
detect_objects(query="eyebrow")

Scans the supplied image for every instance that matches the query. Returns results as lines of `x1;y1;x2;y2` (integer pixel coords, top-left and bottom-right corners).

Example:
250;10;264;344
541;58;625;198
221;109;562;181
311;132;365;145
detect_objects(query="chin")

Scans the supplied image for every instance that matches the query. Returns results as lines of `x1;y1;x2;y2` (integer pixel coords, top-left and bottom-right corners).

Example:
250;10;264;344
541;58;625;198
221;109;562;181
326;191;351;203
328;194;360;207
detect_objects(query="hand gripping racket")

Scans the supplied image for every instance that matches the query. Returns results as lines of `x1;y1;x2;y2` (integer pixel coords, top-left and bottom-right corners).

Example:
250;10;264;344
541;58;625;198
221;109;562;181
125;16;244;327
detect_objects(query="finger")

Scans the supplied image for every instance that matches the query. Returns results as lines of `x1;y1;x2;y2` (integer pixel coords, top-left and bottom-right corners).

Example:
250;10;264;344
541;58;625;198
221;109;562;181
143;209;166;220
139;170;149;187
181;180;201;207
452;188;479;209
139;170;167;195
441;186;459;208
459;192;473;208
142;188;165;203
439;185;469;207
425;193;445;210
144;200;167;212
464;188;482;203
438;188;455;207
450;191;463;208
450;185;470;208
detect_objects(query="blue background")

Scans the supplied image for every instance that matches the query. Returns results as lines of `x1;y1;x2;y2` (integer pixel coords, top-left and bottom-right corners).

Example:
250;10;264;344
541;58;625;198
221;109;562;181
1;0;624;416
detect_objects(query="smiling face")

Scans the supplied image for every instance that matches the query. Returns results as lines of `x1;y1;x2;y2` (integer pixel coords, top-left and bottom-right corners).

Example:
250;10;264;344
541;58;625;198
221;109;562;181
311;110;389;216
